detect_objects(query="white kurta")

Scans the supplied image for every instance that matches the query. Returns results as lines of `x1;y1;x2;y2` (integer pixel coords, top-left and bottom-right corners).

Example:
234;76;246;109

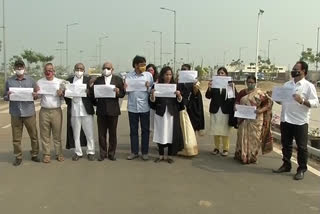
153;107;174;144
208;109;231;136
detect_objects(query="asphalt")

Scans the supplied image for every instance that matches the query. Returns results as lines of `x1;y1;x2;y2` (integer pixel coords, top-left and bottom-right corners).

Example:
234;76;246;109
0;98;319;214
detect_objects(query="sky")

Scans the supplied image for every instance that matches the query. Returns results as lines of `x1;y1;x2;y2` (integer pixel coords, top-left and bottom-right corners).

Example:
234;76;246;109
1;0;320;72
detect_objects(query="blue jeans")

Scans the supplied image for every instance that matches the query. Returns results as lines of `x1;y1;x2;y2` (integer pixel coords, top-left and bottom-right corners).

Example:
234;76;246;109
128;111;150;155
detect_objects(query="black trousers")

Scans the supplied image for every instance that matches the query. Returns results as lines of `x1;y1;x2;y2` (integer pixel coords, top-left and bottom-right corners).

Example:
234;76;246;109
97;115;119;158
157;143;173;156
280;122;308;172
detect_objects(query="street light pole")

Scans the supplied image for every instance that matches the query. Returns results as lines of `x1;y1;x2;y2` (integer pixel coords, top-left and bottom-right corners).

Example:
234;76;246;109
267;38;278;60
223;50;228;66
160;7;176;73
239;46;247;61
57;41;64;66
152;30;163;66
316;27;319;72
98;35;108;66
296;42;305;53
255;9;264;80
2;0;7;82
66;22;78;72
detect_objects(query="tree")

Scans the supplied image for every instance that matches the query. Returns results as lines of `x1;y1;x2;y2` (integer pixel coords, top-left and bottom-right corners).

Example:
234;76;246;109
21;50;39;70
37;53;54;66
299;48;320;68
194;65;209;80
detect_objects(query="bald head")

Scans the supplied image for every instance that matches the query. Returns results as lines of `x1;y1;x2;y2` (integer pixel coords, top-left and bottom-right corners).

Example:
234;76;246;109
102;62;113;70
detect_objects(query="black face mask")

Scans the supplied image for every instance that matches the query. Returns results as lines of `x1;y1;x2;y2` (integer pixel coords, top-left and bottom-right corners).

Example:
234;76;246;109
291;70;301;78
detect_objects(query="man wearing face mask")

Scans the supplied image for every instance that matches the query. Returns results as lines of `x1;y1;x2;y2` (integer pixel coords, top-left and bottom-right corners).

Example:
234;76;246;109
65;63;96;161
125;55;153;160
36;63;64;163
89;62;125;161
273;61;319;180
3;60;40;166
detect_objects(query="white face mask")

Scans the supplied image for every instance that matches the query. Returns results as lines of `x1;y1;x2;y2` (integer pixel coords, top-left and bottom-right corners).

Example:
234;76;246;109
15;69;25;75
75;71;84;78
102;68;112;76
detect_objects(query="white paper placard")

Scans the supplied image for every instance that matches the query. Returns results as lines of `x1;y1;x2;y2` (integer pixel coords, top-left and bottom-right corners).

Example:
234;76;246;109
178;70;198;83
211;76;232;89
9;87;34;101
38;81;60;95
94;85;116;98
234;104;257;119
126;79;147;92
154;83;177;98
271;86;295;102
64;84;87;97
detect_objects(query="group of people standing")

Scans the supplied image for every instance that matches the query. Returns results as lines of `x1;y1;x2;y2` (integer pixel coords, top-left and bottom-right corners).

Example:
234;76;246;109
3;57;319;180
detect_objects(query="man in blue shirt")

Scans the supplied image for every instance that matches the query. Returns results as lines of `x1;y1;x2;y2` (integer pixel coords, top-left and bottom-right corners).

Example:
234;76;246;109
3;60;40;166
125;56;153;160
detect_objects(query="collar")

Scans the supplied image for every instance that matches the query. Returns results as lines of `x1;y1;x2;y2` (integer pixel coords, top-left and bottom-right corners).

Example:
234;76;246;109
15;75;26;80
133;70;144;76
291;77;306;86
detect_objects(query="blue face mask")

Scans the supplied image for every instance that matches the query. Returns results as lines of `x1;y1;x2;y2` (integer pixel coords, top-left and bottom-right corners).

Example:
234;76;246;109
247;84;256;90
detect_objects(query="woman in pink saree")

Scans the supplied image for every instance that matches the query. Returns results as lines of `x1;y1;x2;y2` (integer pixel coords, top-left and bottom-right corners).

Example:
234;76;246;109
234;75;273;164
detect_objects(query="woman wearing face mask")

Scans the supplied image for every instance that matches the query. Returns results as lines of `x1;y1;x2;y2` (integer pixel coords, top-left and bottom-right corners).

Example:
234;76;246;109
234;75;273;164
206;67;237;156
150;66;184;163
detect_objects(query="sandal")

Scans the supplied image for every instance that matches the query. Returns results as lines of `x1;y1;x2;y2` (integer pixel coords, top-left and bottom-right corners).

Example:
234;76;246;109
42;155;51;163
56;155;64;162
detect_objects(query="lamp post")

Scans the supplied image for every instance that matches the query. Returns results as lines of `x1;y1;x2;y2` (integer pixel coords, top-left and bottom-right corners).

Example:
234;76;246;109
223;50;228;66
296;42;305;53
98;35;108;66
152;30;163;66
55;41;65;66
268;38;278;60
255;9;264;80
1;0;7;82
239;46;247;61
160;7;176;73
66;22;78;72
316;27;319;72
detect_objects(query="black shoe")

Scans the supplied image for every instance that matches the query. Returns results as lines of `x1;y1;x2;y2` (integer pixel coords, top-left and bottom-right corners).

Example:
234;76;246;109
108;155;117;161
31;156;41;163
154;157;164;163
272;165;291;173
98;157;105;161
294;171;304;180
72;154;82;161
167;158;174;164
87;154;95;161
13;158;22;166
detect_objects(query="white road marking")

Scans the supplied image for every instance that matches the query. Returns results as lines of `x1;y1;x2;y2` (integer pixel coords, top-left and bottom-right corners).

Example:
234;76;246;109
120;100;127;111
273;147;320;177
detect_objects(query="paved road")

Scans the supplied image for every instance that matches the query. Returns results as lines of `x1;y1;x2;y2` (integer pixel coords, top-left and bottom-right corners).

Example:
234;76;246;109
0;98;319;214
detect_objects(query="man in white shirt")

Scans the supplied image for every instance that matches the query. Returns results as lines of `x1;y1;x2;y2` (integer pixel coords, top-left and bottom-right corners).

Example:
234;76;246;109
65;63;96;161
273;61;319;180
37;63;64;163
